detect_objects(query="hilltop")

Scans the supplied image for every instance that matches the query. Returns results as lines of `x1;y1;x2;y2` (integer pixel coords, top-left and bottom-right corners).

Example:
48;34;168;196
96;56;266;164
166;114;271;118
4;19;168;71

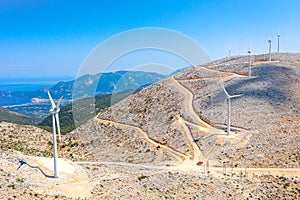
69;53;299;169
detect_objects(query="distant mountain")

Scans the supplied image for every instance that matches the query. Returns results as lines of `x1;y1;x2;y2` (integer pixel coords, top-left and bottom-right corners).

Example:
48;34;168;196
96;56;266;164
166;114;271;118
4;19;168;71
0;106;37;125
0;71;166;119
0;70;166;106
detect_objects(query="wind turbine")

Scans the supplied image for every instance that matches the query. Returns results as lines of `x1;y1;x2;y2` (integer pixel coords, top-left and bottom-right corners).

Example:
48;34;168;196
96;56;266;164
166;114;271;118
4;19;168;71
247;46;252;78
48;92;62;142
48;91;63;178
268;38;272;61
276;30;280;53
220;83;242;135
227;46;231;57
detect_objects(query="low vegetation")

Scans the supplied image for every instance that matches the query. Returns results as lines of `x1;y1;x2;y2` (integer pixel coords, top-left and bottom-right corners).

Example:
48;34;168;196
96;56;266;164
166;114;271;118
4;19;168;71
0;107;38;125
39;89;138;134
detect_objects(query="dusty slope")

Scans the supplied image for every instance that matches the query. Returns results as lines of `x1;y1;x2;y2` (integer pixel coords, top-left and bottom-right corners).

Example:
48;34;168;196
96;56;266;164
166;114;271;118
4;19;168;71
70;53;300;168
1;53;299;199
0;122;93;161
0;122;95;199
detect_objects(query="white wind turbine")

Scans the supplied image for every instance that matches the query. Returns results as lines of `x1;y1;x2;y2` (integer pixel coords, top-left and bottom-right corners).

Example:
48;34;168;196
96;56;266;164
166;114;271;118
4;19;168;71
220;83;242;135
276;29;280;53
247;46;252;78
268;38;272;61
48;91;63;178
227;46;231;57
48;92;62;142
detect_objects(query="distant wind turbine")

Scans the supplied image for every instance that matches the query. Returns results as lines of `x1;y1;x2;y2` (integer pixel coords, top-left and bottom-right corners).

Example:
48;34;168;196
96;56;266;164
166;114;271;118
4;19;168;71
268;38;272;61
220;83;242;135
247;46;252;78
48;91;63;178
276;30;280;53
227;46;231;57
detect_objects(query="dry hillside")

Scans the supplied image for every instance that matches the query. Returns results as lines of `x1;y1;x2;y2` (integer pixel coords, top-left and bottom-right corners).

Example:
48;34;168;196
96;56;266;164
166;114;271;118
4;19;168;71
1;53;299;199
71;53;300;169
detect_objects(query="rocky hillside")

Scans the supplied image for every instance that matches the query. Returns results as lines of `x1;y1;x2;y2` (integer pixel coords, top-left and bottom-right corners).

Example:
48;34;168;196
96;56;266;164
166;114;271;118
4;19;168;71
1;53;299;199
39;89;137;134
70;53;300;168
0;122;92;161
0;107;37;125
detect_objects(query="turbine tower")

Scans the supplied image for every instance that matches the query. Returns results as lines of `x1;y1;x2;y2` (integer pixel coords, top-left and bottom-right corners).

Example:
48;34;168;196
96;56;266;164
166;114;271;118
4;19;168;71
268;38;272;61
247;47;252;78
276;30;280;53
220;83;242;135
227;46;231;57
48;91;63;178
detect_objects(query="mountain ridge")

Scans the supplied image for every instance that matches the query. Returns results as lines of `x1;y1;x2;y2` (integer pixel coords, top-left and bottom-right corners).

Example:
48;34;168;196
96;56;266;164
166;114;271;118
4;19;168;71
0;70;166;105
1;70;166;120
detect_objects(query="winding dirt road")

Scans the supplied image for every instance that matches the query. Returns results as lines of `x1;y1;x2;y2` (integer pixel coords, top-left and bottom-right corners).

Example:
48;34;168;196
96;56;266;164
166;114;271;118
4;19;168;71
96;72;245;164
174;115;203;160
170;75;226;135
75;161;300;177
98;118;190;162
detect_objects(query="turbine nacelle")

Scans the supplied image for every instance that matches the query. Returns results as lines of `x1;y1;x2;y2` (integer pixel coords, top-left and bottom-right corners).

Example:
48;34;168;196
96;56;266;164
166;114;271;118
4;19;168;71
49;106;60;113
276;29;280;38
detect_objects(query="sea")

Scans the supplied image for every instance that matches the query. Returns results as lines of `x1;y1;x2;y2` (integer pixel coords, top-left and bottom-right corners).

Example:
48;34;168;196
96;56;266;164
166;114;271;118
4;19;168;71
0;77;73;92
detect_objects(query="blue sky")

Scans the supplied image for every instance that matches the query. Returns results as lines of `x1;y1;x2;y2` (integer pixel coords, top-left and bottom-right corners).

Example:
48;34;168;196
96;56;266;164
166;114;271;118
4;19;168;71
0;0;299;78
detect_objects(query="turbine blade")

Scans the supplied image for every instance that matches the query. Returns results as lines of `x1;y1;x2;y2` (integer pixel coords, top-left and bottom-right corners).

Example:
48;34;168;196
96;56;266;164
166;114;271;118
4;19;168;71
220;82;230;97
229;94;243;98
47;91;56;109
56;97;63;109
55;113;60;131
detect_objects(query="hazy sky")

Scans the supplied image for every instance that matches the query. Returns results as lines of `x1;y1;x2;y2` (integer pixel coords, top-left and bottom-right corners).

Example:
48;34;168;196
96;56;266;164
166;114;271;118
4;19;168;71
1;0;299;78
